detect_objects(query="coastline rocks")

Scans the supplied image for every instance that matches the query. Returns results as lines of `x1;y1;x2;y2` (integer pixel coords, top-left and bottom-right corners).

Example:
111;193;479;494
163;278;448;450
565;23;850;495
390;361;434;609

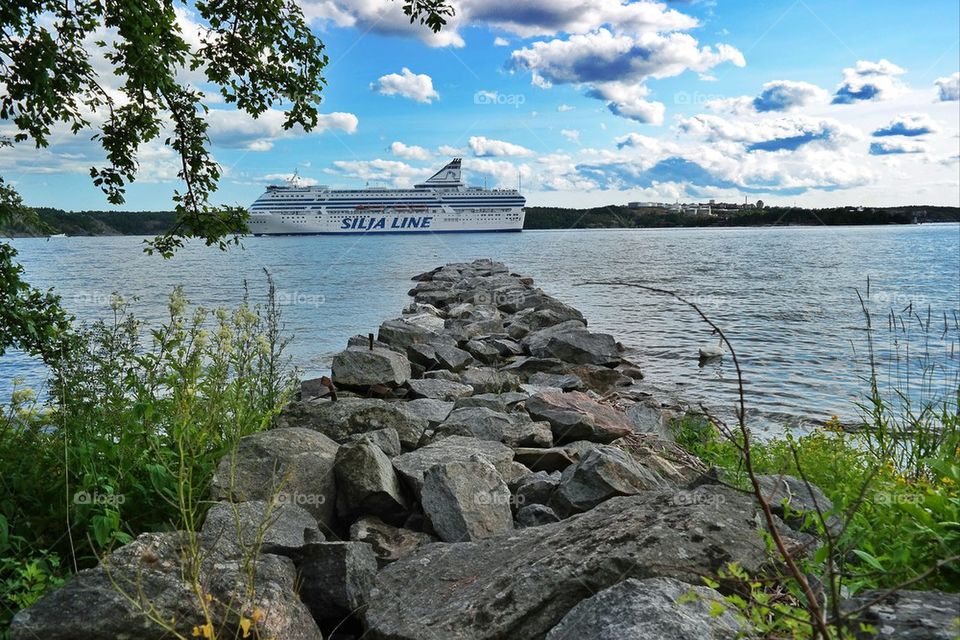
435;407;553;448
10;532;322;640
406;377;473;401
532;329;621;366
546;577;743;640
421;457;514;542
349;516;436;567
459;367;521;394
515;503;561;527
332;346;411;389
551;445;670;515
395;398;454;427
513;470;562;507
453;391;528;411
841;590;960;639
391;435;515;500
211;427;338;527
334;441;408;523
364;486;791;640
291;541;378;626
279;398;428;450
348;427;402;457
200;500;324;558
526;391;634;444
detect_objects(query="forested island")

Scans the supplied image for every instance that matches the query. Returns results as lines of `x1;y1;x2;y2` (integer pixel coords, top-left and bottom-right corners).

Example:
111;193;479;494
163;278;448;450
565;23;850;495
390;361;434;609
1;204;957;237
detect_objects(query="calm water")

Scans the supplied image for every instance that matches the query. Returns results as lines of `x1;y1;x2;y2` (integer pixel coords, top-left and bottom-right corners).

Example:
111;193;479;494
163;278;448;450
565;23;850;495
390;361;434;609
4;224;959;434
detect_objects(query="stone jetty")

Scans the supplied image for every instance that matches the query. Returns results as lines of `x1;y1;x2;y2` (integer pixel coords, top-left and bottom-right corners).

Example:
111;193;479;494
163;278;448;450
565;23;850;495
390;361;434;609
11;259;957;640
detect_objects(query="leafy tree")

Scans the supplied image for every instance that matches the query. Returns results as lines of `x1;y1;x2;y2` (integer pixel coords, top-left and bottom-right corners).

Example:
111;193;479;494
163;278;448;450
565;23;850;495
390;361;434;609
0;0;453;363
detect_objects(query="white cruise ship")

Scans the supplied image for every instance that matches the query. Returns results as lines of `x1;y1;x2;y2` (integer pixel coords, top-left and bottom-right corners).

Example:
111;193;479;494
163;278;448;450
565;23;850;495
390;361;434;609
248;159;525;235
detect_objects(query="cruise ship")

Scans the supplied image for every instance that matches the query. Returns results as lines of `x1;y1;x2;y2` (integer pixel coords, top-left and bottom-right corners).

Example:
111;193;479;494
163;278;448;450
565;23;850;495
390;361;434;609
248;159;525;235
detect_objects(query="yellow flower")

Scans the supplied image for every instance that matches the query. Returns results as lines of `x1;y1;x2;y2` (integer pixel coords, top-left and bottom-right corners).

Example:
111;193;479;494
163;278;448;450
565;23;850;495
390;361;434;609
192;623;214;638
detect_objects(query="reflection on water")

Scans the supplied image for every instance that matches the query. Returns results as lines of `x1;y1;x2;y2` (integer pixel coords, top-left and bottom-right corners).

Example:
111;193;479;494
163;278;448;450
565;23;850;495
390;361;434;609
3;223;959;434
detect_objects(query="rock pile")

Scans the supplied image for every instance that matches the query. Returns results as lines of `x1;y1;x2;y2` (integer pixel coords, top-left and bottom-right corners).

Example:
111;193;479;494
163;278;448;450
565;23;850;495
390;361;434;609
12;259;956;640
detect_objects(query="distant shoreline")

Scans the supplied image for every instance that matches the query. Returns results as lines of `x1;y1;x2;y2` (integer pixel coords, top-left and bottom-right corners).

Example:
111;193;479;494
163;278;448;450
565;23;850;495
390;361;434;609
2;204;957;237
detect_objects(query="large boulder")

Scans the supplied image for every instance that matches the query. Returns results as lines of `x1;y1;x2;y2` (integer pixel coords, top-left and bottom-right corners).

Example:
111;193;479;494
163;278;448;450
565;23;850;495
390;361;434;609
841;590;960;639
364;485;794;640
551;445;669;515
459;367;521;394
546;577;743;640
453;391;529;412
435;407;553;448
10;532;322;640
406;378;473;401
391;436;515;500
211;427;338;527
520;321;588;355
515;503;561;528
525;391;634;444
278;398;428;450
513;470;562;508
421;457;514;542
349;516;436;567
378;318;439;350
331;347;411;389
290;541;379;627
348;427;402;457
200;500;323;558
395;398;454;427
532;329;620;366
334;441;408;522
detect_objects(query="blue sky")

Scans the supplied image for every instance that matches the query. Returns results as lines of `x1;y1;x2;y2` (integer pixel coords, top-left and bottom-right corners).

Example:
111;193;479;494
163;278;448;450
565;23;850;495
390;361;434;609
3;0;959;209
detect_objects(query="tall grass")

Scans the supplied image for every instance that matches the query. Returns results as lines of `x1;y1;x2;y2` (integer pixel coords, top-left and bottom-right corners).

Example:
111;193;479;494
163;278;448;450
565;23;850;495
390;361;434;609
0;277;297;634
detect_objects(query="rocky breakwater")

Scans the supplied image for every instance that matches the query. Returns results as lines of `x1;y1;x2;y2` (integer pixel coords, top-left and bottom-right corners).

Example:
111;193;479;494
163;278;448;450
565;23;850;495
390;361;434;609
12;259;958;640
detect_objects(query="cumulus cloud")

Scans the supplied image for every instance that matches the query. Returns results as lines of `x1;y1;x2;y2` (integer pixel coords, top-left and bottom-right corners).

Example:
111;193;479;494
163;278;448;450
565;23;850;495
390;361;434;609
560;129;580;143
371;68;439;104
872;113;937;137
493;36;509;46
389;141;433;160
832;59;905;104
869;141;924;156
301;0;698;48
613;133;662;151
260;173;320;186
752;80;828;112
678;114;860;152
324;158;432;187
934;72;960;101
206;109;358;151
557;104;575;112
468;136;535;157
509;29;743;123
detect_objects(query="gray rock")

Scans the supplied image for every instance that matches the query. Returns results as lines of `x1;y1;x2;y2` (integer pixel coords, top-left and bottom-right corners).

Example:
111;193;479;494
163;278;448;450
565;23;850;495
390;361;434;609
10;532;322;640
464;339;501;364
346;334;396;351
200;500;323;558
535;329;620;366
421;457;514;542
453;391;529;411
391;435;515;500
332;346;411;389
528;372;584;391
279;398;428;450
406;377;473;401
626;397;671;440
348;427;402;457
349;516;436;567
334;441;408;522
423;369;461;382
564;363;633;392
515;503;561;528
841;590;960;639
512;445;579;473
459;367;520;394
546;577;743;640
292;541;378;625
500;356;566;379
395;398;455;428
436;407;553;448
552;445;669;515
364;485;795;640
514;470;562;507
525;391;635;444
756;474;840;536
433;344;474;372
490;337;524;357
378;318;438;349
520;320;589;355
212;427;338;528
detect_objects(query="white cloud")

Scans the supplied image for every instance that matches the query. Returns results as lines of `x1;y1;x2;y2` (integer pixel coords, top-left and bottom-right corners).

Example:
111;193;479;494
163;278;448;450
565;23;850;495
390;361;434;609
389;141;433;160
557;104;575;112
752;80;828;112
833;59;906;104
206;109;358;151
560;129;580;143
437;144;465;157
371;68;439;104
300;0;465;47
260;173;320;186
493;36;510;46
678;113;861;150
509;29;743;123
324;158;431;187
934;72;960;101
468;136;535;157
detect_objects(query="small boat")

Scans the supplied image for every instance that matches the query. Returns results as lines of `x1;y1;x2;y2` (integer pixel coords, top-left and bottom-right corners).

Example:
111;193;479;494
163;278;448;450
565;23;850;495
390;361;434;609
48;233;67;238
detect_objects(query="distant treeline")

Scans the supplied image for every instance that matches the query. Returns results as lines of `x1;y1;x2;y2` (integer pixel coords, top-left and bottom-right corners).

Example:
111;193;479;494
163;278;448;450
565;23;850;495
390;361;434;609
524;205;960;229
3;205;958;236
